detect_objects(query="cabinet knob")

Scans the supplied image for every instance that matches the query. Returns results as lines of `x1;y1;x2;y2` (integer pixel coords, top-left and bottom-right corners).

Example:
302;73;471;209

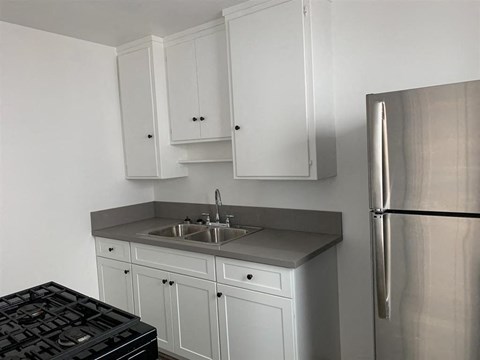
169;281;175;286
108;247;114;252
246;274;253;280
162;279;168;284
217;292;223;298
124;270;130;274
200;117;205;121
147;134;153;138
192;117;198;122
234;125;240;130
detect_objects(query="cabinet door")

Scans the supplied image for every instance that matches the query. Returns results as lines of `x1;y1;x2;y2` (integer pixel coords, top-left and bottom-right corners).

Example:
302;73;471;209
195;30;230;140
217;284;295;360
118;47;159;177
170;273;220;360
132;265;174;352
97;257;134;313
228;0;311;178
166;41;200;142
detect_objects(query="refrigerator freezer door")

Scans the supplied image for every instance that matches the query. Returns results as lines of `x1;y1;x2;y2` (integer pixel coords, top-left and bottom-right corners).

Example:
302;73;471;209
367;80;480;213
374;213;480;360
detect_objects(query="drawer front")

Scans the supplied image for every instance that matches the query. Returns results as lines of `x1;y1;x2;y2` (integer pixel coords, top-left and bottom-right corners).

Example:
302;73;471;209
131;243;216;281
96;237;131;262
216;257;293;298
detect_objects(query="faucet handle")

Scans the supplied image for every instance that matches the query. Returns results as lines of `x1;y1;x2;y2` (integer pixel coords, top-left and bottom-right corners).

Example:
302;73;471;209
201;213;211;223
225;215;234;227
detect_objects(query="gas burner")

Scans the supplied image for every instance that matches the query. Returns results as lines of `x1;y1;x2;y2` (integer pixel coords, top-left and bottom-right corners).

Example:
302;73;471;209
0;282;156;359
16;302;46;324
57;326;93;347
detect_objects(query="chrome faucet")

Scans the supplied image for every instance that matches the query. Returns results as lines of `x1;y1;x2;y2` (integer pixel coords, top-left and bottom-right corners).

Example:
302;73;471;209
214;189;222;223
201;189;234;227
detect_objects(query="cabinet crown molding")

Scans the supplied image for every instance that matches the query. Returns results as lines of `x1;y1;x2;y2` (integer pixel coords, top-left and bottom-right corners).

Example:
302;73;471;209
164;18;225;47
116;35;164;55
223;0;295;18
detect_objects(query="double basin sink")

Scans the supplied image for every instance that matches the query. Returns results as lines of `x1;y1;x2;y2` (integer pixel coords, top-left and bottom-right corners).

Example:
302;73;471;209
145;223;262;245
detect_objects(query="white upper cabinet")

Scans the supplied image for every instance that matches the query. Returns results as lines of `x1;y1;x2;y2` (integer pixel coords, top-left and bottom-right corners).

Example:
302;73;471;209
224;0;337;180
117;36;187;179
165;41;200;142
166;20;231;143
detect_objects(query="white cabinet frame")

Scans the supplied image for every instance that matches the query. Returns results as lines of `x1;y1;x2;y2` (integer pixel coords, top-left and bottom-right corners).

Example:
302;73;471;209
223;0;337;180
97;257;134;313
165;20;231;144
117;36;188;179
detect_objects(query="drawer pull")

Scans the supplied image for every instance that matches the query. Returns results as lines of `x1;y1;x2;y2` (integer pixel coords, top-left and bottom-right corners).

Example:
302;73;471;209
217;292;223;298
108;247;114;252
162;279;168;284
169;281;175;286
246;274;254;280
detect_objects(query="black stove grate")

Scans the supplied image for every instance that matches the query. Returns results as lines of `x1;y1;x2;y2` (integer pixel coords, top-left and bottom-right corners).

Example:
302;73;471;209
0;282;140;359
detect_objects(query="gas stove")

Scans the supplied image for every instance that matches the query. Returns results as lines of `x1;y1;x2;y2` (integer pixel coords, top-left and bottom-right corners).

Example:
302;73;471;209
0;282;158;359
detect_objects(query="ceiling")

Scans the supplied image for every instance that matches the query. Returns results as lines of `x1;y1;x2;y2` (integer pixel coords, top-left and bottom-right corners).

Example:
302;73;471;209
0;0;249;47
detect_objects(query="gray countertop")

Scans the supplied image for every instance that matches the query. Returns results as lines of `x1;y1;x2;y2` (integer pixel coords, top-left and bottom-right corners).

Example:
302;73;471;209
92;217;342;268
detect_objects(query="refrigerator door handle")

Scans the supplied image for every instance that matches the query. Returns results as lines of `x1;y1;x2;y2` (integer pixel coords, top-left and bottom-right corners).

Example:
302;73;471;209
370;101;386;210
373;213;390;319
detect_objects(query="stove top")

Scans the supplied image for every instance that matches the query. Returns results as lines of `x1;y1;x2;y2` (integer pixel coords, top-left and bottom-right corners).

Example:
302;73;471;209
0;282;155;359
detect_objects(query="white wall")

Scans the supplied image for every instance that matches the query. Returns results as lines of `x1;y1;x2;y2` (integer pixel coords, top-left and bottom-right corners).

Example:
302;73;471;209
0;22;153;297
153;2;480;359
0;2;478;358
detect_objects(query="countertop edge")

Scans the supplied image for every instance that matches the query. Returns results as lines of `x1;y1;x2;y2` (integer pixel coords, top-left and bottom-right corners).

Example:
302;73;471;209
92;229;343;269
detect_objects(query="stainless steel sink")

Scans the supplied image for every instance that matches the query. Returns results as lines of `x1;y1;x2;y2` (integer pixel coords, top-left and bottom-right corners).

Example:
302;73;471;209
184;227;248;244
144;223;262;245
148;224;207;237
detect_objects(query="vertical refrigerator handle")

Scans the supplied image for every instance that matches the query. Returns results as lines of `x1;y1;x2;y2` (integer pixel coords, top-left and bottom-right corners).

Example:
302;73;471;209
370;101;386;210
372;213;390;319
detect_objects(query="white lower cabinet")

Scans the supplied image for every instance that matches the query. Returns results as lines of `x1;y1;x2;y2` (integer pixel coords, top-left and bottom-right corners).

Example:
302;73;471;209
170;273;220;360
96;257;134;313
217;284;295;360
130;263;219;360
132;265;174;352
96;238;340;360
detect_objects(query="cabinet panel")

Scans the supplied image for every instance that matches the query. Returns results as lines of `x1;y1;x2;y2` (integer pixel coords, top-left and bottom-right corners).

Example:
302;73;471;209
96;257;134;313
216;257;293;298
217;284;295;360
118;47;159;177
132;265;174;352
95;237;131;262
166;41;200;142
170;273;220;360
228;0;311;178
131;243;216;281
195;31;230;140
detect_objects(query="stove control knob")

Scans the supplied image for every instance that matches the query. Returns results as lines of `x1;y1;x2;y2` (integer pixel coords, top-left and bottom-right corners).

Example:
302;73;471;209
124;270;130;274
169;281;175;286
162;279;168;284
108;247;114;252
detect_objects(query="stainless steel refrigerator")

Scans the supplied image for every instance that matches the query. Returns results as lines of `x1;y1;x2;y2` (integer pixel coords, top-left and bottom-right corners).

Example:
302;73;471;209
367;80;480;360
